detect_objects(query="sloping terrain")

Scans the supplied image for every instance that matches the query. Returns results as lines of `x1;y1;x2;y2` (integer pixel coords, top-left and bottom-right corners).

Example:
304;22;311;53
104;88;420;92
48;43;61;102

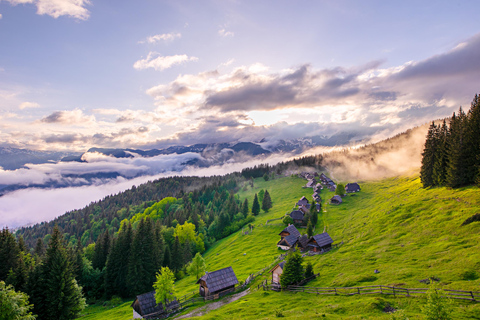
83;174;480;319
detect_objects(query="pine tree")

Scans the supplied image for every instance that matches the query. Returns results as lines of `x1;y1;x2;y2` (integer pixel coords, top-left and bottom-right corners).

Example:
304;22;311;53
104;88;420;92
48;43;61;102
163;245;172;269
421;122;438;187
0;228;20;282
170;236;183;271
433;120;448;186
304;262;314;279
251;194;260;216
183;239;192;265
446;110;468;187
261;190;272;212
280;251;304;287
465;94;480;184
33;225;86;320
127;218;157;296
306;221;313;238
309;202;318;226
34;238;45;259
242;198;249;217
92;230;110;270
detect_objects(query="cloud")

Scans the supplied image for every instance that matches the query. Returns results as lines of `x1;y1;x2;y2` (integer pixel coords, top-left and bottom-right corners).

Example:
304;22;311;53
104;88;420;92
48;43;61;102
4;0;91;20
19;101;40;109
40;109;95;124
141;32;181;44
133;52;198;71
218;27;234;38
0;13;2;19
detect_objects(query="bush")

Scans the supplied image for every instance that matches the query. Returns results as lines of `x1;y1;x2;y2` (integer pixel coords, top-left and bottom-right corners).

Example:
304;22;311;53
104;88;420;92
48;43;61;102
275;309;285;317
109;295;122;307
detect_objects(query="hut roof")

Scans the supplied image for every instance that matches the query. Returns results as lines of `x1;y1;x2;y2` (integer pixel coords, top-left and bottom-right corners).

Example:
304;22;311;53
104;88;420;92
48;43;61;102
196;267;238;293
290;210;305;221
279;224;301;238
310;233;333;247
330;195;342;203
305;180;316;188
345;183;361;192
297;234;309;248
284;234;298;247
131;291;178;318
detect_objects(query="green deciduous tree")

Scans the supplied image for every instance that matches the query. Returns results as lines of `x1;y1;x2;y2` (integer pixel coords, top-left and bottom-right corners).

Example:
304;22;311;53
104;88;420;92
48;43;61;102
251;194;260;216
0;280;36;320
335;184;345;197
187;253;206;280
153;267;176;307
422;283;452;320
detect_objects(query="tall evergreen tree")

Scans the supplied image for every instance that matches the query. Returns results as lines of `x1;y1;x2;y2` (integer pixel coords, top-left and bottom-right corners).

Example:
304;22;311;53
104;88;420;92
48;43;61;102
421;122;439;187
310;201;318;226
261;190;272;212
242;198;249;217
92;230;110;270
280;251;304;287
127;218;157;296
251;194;260;216
170;236;183;272
465;94;480;184
306;221;313;238
31;225;85;320
34;238;45;259
0;228;19;282
163;245;172;269
433;120;449;186
446;110;468;187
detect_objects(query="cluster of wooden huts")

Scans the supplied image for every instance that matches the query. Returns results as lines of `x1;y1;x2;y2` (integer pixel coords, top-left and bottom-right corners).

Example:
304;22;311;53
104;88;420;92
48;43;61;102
276;224;333;253
132;267;239;319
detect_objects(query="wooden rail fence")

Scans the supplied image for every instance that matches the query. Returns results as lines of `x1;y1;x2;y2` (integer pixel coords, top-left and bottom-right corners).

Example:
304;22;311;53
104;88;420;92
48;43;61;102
261;283;480;302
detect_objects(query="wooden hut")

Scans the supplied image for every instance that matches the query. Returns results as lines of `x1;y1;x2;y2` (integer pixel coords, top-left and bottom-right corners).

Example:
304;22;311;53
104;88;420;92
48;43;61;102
296;196;309;207
279;224;300;239
307;233;333;252
196;267;238;297
330;195;342;204
131;291;178;319
296;234;310;252
269;261;285;284
289;210;305;224
345;183;361;193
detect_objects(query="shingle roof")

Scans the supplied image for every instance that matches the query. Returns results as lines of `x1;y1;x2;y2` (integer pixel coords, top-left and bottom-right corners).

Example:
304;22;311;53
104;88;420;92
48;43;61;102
290;210;305;221
330;195;342;203
131;291;178;317
297;234;309;248
345;183;360;192
196;267;238;293
279;224;300;238
312;233;333;247
283;234;298;247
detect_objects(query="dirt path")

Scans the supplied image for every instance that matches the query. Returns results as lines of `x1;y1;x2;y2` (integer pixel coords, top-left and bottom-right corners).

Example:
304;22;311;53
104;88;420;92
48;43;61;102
175;289;250;319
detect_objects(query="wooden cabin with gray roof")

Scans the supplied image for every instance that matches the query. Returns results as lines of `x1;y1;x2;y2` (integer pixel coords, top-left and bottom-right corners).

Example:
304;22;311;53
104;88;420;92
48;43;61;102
307;232;334;253
277;224;301;250
131;291;179;319
345;182;361;193
197;267;238;297
330;195;342;204
296;196;309;207
289;209;306;225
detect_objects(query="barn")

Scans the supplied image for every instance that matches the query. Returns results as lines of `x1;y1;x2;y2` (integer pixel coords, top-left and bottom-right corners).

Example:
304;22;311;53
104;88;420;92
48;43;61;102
196;267;238;297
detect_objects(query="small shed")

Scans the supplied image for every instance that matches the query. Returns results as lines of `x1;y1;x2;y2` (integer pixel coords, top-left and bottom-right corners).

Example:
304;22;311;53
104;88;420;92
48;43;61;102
131;291;178;319
277;234;298;250
345;183;361;193
330;195;342;204
289;210;305;224
296;234;310;252
305;179;317;188
296;196;309;207
196;267;238;297
279;224;300;240
307;233;333;252
269;261;285;284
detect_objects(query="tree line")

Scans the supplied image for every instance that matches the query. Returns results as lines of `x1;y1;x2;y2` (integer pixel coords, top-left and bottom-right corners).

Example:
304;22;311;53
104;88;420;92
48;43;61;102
421;94;480;188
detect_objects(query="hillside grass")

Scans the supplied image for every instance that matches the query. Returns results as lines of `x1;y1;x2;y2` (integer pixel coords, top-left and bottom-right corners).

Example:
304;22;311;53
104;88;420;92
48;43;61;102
83;174;480;319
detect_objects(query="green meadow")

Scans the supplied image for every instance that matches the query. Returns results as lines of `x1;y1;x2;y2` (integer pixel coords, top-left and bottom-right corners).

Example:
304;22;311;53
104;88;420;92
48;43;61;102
82;174;480;319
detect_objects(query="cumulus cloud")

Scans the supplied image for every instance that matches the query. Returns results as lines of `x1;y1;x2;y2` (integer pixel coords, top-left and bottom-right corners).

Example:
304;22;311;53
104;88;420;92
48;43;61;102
19;101;40;109
4;0;91;20
218;27;234;37
133;52;198;71
142;32;181;44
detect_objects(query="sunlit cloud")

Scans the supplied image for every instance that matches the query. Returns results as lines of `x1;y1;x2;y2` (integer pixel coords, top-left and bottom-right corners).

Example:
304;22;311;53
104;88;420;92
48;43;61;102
141;32;181;44
4;0;91;20
19;101;40;110
133;52;198;71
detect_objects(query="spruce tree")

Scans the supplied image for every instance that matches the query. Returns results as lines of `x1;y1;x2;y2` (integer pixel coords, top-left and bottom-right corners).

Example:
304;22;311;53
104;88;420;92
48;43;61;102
242;198;249;217
261;190;272;212
280;251;304;287
433;120;448;186
465;94;480;184
306;221;313;238
34;238;45;259
421;122;438;187
251;194;260;216
446;110;468;187
163;245;172;269
310;202;318;226
92;230;110;270
34;225;85;320
170;236;183;271
0;228;19;282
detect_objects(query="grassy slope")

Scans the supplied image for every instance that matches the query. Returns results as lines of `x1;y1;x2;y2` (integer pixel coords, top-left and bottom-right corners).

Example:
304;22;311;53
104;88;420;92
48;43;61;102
82;175;480;319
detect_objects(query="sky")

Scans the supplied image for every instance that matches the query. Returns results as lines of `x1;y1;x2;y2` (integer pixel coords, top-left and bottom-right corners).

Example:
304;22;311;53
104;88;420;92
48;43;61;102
1;0;480;152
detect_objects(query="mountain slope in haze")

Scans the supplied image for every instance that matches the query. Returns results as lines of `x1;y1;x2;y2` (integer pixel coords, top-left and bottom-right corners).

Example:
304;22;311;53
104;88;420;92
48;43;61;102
0;147;80;170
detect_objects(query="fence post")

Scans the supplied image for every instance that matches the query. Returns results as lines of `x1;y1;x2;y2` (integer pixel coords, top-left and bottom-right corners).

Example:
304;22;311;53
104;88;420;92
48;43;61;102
380;285;383;294
334;288;337;295
357;287;360;295
393;287;395;297
470;291;475;301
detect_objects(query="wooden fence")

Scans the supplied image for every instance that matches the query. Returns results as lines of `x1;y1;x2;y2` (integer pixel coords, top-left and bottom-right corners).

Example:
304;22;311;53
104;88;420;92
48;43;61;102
261;283;480;302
